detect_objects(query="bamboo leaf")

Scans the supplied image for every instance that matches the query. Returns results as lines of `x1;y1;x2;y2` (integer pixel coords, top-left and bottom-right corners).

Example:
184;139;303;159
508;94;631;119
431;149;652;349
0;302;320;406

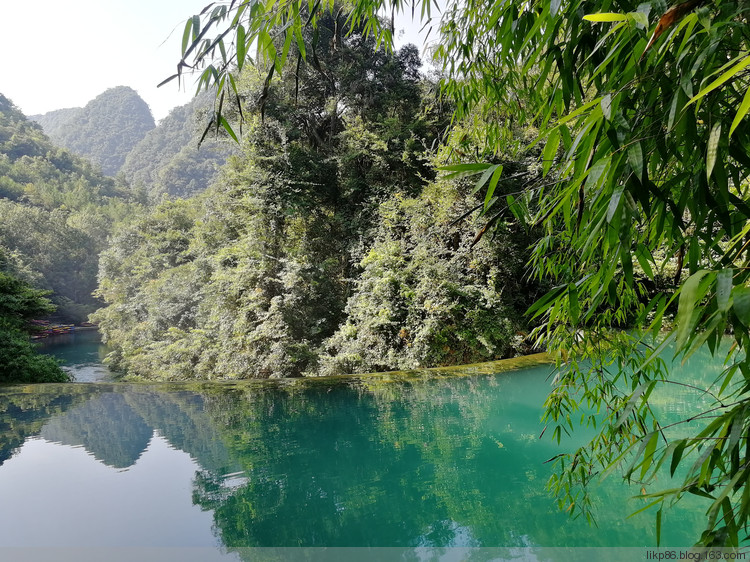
730;86;750;137
607;185;624;223
706;122;721;180
542;129;560;176
630;11;649;29
556;97;603;126
640;431;659;480
687;55;750;107
484;165;503;210
471;164;500;195
717;268;733;312
675;270;710;348
440;163;492;182
236;24;247;71
732;287;750;327
182;17;194;55
670;440;687;477
584;13;629;22
656;508;662;546
628;142;644;181
441;163;491;172
601;94;612;120
219;116;239;143
568;283;579;325
635;245;654;278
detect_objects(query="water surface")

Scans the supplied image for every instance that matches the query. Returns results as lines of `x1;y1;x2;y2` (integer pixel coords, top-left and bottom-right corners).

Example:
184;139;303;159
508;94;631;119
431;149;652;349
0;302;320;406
0;340;719;556
36;330;114;382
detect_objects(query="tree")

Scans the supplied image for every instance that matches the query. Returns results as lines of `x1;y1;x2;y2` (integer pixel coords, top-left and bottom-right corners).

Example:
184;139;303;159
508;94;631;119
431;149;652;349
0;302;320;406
170;0;750;546
0;250;69;383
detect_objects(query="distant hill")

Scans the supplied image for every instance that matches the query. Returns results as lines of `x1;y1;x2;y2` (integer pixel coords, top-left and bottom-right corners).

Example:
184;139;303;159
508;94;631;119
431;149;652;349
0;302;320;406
0;93;141;321
120;92;236;199
30;86;155;176
28;107;81;138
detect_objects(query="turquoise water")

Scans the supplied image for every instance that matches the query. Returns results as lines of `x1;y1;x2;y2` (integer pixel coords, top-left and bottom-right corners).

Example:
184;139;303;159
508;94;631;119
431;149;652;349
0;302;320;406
36;330;114;382
0;339;716;556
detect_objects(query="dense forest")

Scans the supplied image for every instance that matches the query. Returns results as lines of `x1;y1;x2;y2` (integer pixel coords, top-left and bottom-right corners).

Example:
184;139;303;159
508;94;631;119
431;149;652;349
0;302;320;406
0;87;240;382
93;17;543;380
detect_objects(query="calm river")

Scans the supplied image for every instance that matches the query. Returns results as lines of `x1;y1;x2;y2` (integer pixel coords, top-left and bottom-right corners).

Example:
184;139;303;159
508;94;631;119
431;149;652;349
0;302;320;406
0;335;718;559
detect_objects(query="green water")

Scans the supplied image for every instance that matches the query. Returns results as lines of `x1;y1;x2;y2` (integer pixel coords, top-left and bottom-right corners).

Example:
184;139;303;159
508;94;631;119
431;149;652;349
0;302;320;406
36;330;114;382
0;338;716;556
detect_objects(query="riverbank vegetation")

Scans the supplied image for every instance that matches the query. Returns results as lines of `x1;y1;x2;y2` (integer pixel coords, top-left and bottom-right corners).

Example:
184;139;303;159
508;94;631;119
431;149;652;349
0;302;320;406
0;250;68;383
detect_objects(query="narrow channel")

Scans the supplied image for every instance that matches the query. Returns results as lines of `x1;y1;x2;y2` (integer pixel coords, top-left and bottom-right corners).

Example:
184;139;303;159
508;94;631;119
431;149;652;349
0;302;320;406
37;329;115;382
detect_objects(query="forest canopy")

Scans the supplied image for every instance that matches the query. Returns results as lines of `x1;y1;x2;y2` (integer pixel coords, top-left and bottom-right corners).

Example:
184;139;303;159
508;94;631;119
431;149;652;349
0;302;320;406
94;13;541;380
165;0;750;547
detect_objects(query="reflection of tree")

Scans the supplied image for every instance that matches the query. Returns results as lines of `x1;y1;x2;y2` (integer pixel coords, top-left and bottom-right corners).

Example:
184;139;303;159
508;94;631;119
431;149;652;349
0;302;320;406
190;372;707;550
41;392;152;469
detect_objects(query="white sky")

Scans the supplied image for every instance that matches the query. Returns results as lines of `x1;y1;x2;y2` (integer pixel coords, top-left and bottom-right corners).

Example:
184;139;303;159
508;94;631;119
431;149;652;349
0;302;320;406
0;0;430;122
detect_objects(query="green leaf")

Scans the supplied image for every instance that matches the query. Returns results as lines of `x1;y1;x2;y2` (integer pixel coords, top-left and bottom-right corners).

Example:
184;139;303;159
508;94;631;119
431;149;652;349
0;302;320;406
635;245;654;278
441;163;491;172
717;269;733;312
583;13;629;22
258;29;276;61
627;142;644;181
687;55;750;107
706;122;721;180
730;86;750;137
656;508;662;547
542;129;560;176
630;11;648;29
675;270;710;348
670;440;687;477
471;164;500;195
219;116;239;143
622;247;634;289
607;185;623;223
732;287;750;327
556;97;603;126
182;17;194;55
236;24;247;71
586;156;609;189
568;283;579;325
191;15;201;43
441;163;492;182
484;165;503;211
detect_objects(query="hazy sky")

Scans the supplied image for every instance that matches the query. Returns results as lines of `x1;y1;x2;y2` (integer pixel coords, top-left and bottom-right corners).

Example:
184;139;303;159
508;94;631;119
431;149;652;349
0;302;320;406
0;0;430;122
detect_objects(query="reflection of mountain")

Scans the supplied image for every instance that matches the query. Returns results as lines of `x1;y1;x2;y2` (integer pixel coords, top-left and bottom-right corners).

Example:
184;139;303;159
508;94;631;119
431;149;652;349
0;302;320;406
31;386;237;473
123;389;238;474
0;388;88;466
41;393;152;469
